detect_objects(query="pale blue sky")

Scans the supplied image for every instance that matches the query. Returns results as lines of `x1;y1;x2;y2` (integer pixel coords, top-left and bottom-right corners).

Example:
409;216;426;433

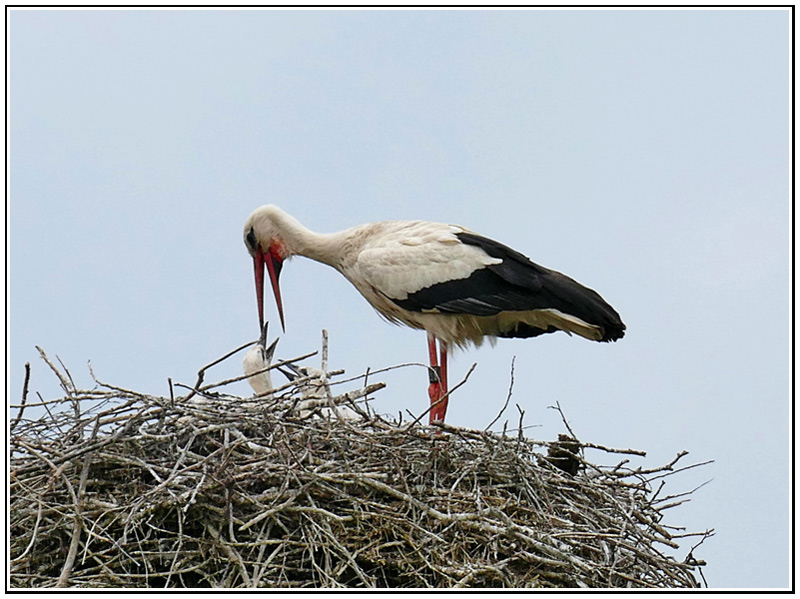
8;8;791;588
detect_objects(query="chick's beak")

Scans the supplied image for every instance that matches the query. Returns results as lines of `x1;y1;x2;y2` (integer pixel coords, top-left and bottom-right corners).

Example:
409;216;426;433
264;336;280;362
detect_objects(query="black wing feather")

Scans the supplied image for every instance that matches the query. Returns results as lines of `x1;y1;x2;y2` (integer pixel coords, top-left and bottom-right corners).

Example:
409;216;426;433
391;232;625;342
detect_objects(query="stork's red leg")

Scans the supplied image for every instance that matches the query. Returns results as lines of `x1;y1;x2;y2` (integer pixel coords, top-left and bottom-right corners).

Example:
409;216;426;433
437;341;450;422
427;332;439;371
427;333;442;421
439;341;448;392
428;333;449;424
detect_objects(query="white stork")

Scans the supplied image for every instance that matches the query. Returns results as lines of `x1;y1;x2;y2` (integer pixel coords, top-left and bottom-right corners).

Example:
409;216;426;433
242;321;280;396
278;363;361;421
243;205;625;424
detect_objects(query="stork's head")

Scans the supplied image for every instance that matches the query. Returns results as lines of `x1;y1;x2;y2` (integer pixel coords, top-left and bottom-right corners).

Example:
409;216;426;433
243;205;293;332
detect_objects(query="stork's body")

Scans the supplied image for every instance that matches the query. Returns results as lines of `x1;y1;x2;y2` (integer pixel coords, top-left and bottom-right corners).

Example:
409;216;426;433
244;205;625;423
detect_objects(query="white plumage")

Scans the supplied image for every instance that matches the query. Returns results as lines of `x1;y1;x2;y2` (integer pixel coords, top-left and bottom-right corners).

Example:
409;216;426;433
355;223;502;301
279;363;328;400
278;363;360;422
243;205;625;424
242;323;279;397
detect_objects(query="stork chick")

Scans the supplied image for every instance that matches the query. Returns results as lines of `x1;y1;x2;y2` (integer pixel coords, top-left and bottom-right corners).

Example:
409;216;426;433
242;321;280;396
279;363;360;421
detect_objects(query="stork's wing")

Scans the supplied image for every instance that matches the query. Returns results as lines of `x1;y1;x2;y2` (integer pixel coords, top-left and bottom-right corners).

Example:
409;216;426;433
360;229;625;342
354;223;502;302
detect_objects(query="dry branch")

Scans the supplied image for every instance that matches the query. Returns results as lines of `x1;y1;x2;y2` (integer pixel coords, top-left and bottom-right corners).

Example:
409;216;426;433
10;342;712;589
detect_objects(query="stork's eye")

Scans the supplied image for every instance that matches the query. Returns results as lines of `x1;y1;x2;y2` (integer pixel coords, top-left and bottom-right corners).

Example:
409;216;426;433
246;227;257;250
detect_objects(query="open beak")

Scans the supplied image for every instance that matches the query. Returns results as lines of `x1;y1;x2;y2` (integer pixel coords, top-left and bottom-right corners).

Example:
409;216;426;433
278;362;302;382
264;336;280;362
253;321;280;365
254;246;285;332
257;320;269;346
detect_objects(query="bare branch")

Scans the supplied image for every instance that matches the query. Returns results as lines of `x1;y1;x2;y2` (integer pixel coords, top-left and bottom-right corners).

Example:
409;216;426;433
406;363;477;430
10;343;710;589
485;356;515;432
10;362;31;433
548;400;578;439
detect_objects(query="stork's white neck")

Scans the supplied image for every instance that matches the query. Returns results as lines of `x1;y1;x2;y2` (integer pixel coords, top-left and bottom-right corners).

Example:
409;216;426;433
253;206;348;269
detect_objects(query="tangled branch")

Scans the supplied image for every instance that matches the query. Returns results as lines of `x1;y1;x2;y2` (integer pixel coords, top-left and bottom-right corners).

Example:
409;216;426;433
9;342;712;588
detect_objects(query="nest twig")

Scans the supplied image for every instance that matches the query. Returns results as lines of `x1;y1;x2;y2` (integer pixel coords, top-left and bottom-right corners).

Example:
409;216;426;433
9;339;713;588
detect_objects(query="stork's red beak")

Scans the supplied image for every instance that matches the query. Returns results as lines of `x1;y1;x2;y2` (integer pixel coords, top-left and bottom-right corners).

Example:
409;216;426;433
254;246;285;332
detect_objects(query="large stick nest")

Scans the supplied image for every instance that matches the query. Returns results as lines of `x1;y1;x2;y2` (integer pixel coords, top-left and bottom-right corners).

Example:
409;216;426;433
10;342;712;588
